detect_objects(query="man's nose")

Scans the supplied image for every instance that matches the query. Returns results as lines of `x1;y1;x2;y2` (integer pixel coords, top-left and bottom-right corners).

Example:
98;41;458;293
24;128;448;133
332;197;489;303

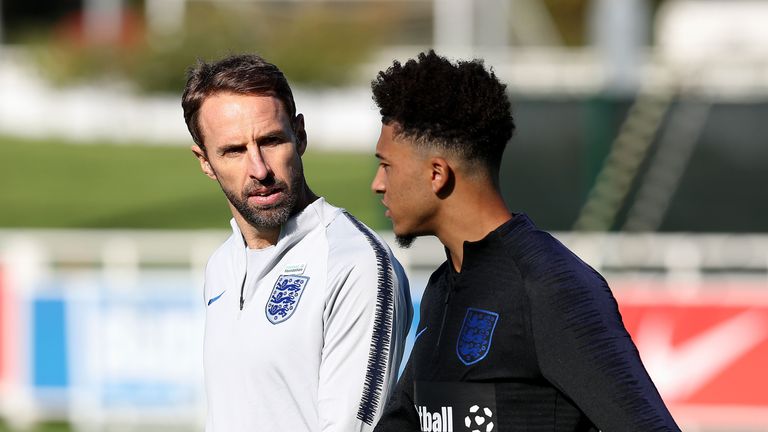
247;147;270;180
371;166;385;194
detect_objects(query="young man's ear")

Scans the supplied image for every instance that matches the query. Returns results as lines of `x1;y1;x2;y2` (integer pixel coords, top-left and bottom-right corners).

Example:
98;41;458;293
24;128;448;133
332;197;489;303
293;113;307;156
430;157;454;198
192;145;217;180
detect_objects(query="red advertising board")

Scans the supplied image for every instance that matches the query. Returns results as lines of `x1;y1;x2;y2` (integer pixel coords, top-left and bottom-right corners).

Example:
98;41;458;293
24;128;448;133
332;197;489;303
616;279;768;429
0;263;19;391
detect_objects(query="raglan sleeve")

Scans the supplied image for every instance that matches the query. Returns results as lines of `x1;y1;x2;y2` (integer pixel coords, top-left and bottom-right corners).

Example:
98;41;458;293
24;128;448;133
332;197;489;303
318;240;412;432
373;352;420;432
525;247;680;431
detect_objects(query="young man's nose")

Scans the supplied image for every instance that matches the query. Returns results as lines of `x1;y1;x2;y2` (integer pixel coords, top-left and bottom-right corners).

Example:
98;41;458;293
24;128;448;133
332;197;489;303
371;167;386;194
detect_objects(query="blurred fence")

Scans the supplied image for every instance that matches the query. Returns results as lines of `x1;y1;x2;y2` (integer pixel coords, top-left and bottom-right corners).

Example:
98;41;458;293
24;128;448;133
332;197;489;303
1;229;767;431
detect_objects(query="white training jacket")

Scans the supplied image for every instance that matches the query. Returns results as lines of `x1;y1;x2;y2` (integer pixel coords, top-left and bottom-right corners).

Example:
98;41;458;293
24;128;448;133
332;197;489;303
203;197;412;432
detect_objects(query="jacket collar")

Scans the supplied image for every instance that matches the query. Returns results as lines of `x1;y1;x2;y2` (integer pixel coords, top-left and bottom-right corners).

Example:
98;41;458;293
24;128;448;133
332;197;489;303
227;197;338;306
228;196;332;251
446;213;534;274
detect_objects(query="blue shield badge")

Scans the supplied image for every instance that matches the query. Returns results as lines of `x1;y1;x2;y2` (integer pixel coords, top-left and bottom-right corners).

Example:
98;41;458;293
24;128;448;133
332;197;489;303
265;275;310;324
456;308;499;366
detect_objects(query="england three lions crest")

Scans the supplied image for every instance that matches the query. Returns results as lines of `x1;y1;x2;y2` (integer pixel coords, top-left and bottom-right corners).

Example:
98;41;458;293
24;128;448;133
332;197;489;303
265;275;310;324
456;308;499;366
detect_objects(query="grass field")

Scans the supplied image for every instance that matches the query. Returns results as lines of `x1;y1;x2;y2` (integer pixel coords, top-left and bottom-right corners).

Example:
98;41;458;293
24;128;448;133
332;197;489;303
1;135;387;230
0;421;71;432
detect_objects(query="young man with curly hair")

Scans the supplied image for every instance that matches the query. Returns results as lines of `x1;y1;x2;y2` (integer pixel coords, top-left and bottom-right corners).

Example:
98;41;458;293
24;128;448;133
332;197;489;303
370;51;679;431
181;54;412;432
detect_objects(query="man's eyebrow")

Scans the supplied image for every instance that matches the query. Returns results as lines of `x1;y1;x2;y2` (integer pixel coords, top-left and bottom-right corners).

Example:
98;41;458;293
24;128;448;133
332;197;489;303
218;142;247;153
375;152;385;161
256;129;290;143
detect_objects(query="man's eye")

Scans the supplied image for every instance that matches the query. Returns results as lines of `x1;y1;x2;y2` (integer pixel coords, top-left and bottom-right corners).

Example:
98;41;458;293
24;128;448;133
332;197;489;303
261;136;285;146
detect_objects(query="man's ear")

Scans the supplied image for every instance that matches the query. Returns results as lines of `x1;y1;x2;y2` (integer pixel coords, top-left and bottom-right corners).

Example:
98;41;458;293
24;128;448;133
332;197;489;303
192;144;217;180
430;157;454;198
293;113;307;156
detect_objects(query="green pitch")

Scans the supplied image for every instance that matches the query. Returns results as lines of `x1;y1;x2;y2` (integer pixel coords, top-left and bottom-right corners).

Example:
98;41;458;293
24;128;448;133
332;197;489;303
0;136;386;230
0;420;72;432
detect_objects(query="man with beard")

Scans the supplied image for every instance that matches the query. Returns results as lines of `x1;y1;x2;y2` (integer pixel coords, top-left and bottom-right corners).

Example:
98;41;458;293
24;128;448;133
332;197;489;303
181;54;412;432
370;51;679;431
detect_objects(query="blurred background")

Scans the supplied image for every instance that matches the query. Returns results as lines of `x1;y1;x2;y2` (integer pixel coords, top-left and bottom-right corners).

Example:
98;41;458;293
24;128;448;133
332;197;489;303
1;0;767;431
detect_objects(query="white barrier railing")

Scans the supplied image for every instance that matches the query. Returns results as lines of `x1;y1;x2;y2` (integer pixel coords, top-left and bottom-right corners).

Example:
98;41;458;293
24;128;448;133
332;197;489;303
3;228;767;299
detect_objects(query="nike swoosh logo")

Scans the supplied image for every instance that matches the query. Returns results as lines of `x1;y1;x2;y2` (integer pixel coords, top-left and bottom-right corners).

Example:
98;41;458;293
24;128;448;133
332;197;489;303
635;309;768;400
207;290;226;306
415;327;428;341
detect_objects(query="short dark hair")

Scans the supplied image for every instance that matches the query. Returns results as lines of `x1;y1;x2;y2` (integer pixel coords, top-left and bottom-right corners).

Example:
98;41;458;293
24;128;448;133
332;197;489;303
371;50;515;174
181;54;297;149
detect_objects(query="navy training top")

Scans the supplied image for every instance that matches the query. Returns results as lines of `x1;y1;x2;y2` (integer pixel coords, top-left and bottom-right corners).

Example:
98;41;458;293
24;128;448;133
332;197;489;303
374;214;680;432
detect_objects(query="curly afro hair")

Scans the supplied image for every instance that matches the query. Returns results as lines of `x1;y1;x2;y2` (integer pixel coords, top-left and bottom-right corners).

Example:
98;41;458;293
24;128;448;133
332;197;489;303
372;50;515;174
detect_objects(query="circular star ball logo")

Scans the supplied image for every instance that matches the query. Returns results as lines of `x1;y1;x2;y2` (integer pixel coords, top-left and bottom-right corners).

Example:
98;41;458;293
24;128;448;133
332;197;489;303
464;405;494;432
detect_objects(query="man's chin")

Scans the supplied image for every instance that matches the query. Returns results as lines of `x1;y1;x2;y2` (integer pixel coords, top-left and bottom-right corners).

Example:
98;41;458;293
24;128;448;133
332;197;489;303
395;234;416;249
238;201;294;230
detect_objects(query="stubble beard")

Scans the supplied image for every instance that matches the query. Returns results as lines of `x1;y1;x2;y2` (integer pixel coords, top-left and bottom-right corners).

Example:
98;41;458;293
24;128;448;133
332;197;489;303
223;174;304;230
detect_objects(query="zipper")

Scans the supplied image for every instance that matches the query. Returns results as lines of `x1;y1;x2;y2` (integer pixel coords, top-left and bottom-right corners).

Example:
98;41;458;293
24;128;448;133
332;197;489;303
239;272;246;310
239;246;248;310
435;287;452;349
429;274;455;370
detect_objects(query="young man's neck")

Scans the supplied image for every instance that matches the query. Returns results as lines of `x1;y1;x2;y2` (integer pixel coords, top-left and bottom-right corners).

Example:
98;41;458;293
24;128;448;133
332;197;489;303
435;190;512;273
